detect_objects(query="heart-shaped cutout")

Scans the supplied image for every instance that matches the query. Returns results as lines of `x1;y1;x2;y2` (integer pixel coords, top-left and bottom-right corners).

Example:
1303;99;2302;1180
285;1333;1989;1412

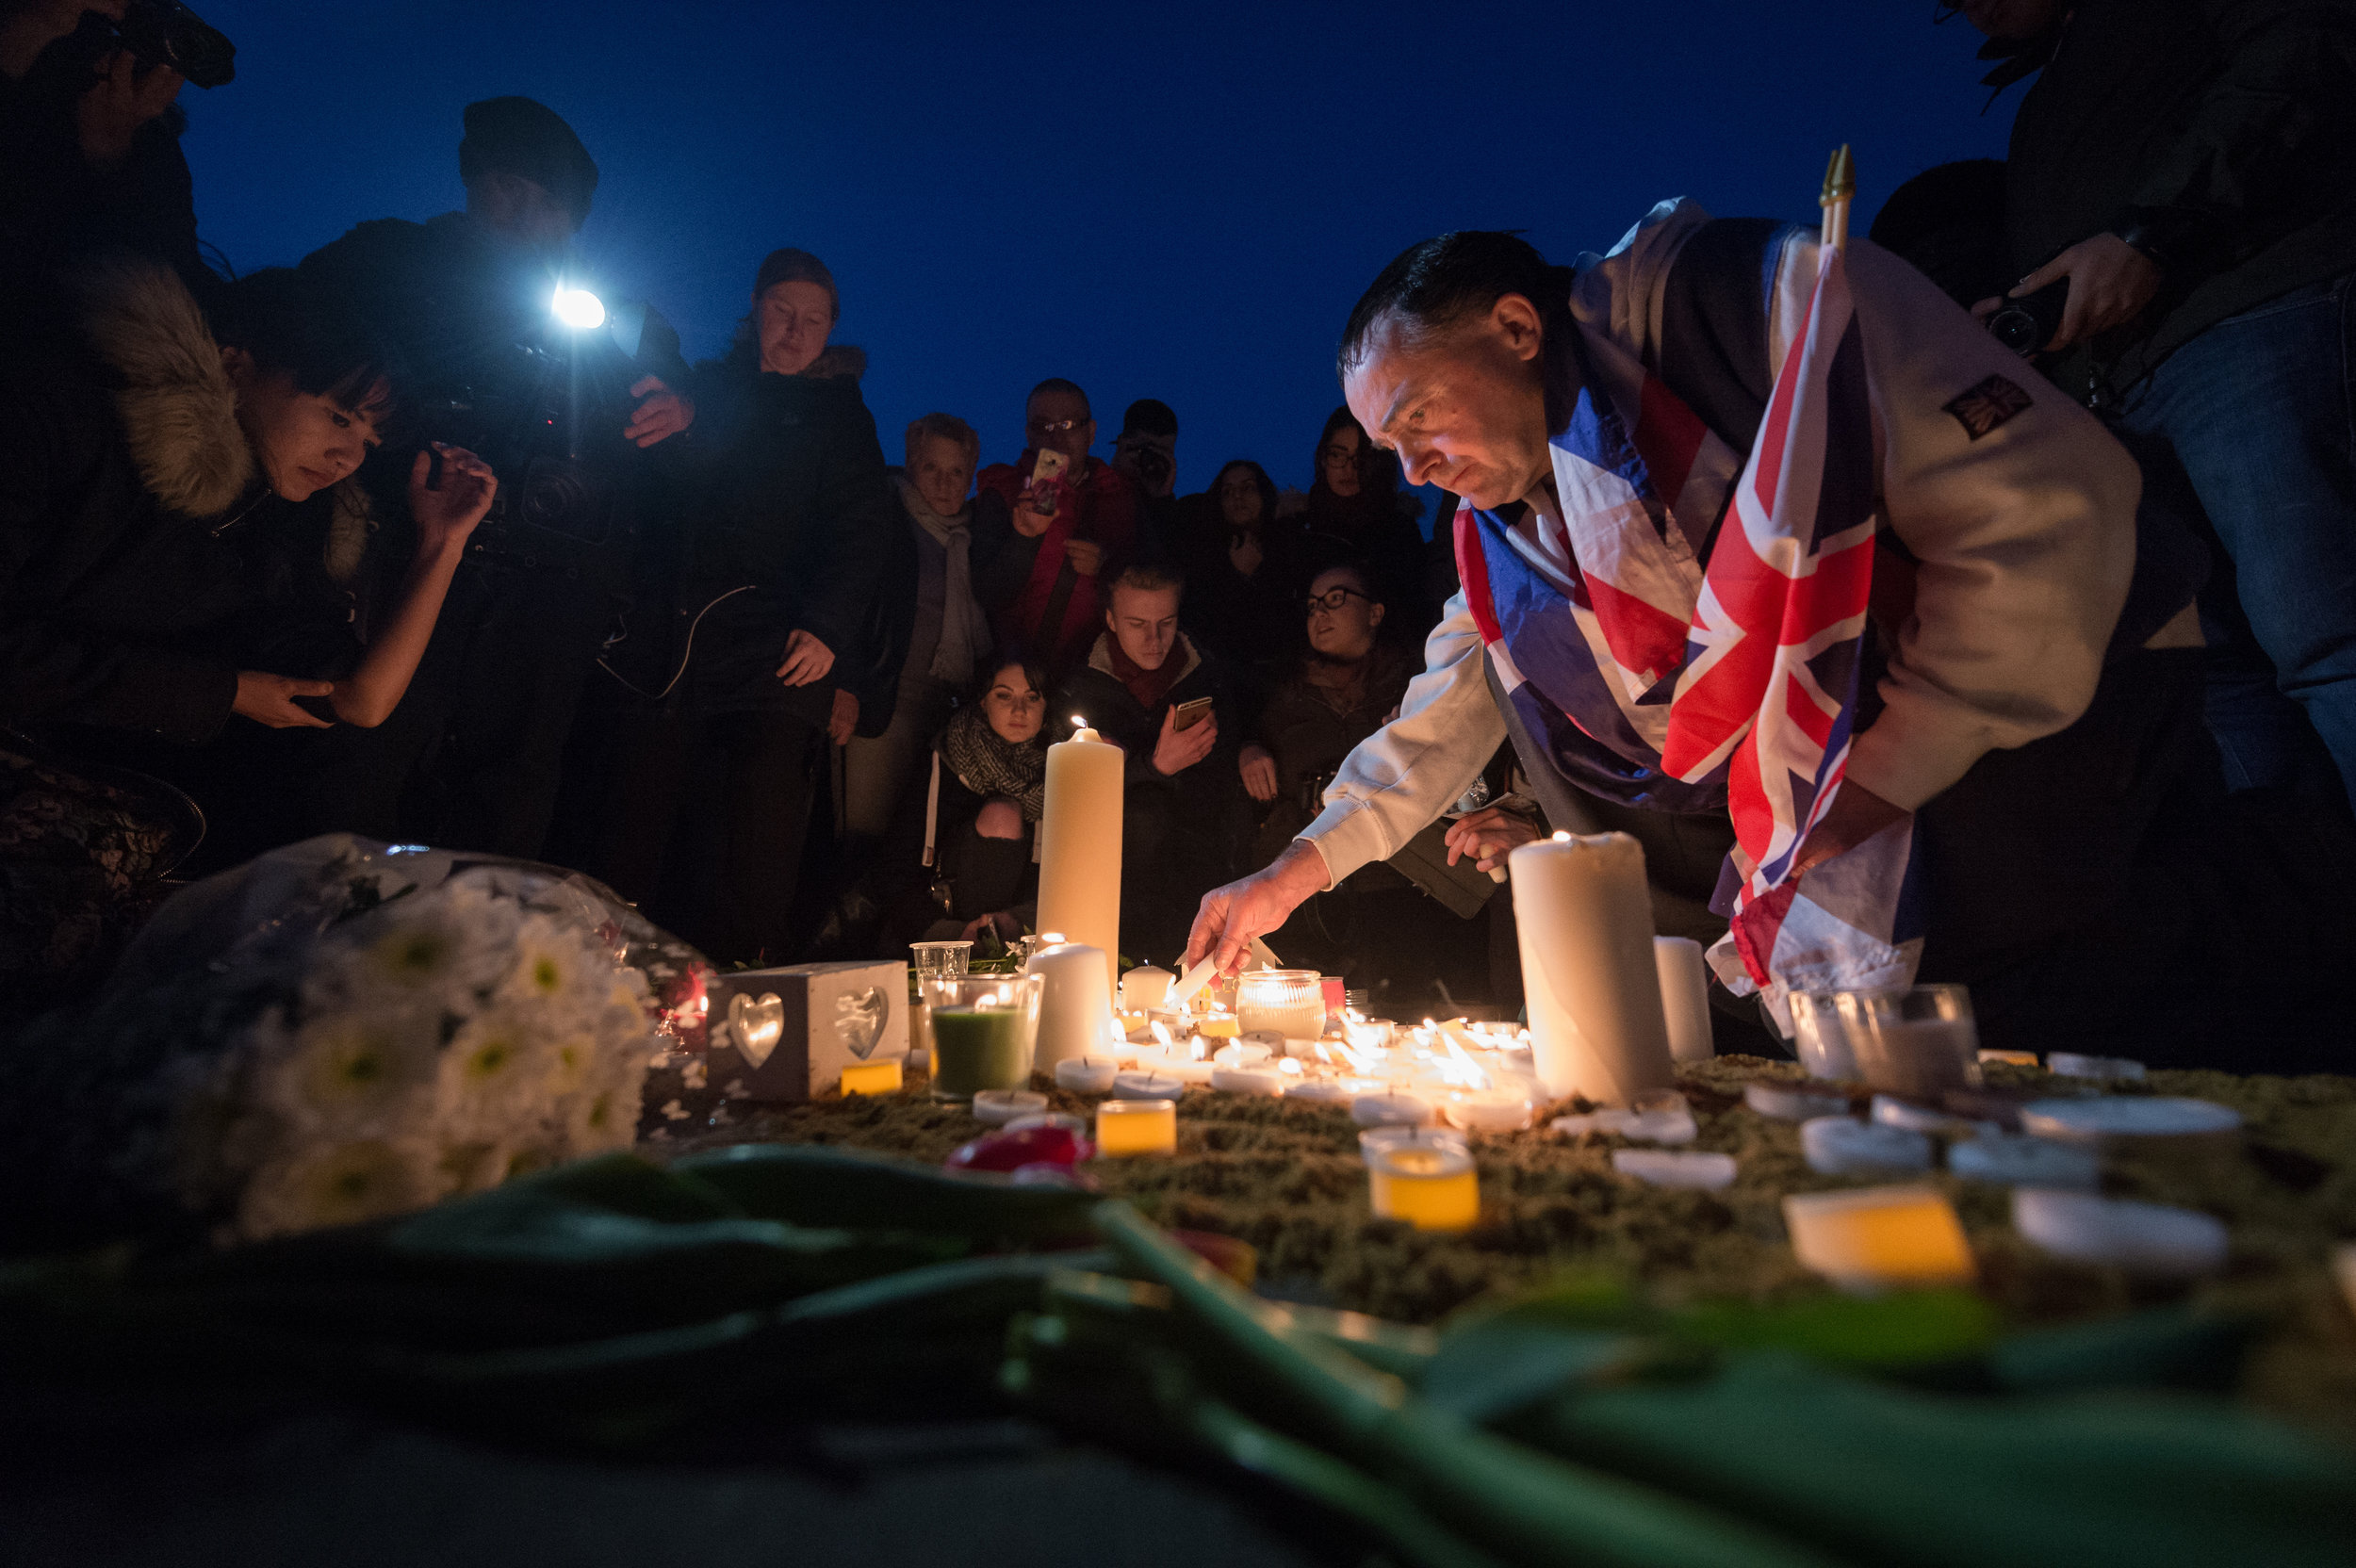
729;991;784;1069
836;987;888;1060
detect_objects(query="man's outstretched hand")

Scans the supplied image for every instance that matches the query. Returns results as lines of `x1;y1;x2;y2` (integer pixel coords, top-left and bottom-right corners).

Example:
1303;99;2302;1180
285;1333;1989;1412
1185;839;1330;979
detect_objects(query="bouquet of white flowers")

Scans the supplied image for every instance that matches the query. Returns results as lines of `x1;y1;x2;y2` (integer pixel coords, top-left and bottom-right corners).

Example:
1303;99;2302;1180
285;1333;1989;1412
0;836;709;1247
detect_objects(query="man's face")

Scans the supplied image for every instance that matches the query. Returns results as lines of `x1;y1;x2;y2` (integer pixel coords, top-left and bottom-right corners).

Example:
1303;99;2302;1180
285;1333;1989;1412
758;281;835;377
1107;585;1181;672
908;434;975;518
1026;389;1094;467
1957;0;2065;41
470;172;581;255
1343;295;1552;511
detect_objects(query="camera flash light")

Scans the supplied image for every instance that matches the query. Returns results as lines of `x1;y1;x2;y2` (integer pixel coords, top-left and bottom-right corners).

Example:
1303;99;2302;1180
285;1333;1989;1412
551;286;607;331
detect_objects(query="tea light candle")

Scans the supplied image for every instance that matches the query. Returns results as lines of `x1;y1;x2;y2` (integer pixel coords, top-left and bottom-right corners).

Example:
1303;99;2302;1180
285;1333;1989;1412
840;1058;903;1096
1783;1186;1976;1290
1054;1056;1120;1094
1743;1081;1850;1121
1096;1097;1176;1156
1284;1079;1355;1105
1352;1090;1432;1129
1612;1149;1738;1190
2011;1188;2227;1277
1120;964;1174;1011
1948;1134;2100;1189
1213;1040;1273;1068
1210;1064;1286;1096
1801;1116;1932;1176
1367;1137;1479;1231
973;1089;1048;1126
1441;1087;1534;1135
1113;1070;1186;1100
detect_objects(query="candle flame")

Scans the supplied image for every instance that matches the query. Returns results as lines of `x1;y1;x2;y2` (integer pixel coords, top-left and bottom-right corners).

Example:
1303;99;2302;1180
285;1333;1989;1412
1072;715;1087;728
1151;1021;1175;1051
1552;829;1572;841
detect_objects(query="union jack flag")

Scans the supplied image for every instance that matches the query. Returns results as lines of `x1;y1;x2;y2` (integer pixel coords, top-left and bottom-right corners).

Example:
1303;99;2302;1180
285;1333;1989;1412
1460;224;1914;1009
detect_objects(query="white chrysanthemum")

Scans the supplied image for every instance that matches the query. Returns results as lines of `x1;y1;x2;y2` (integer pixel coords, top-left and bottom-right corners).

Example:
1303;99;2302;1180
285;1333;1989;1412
236;1137;435;1240
310;883;518;1010
436;1007;554;1138
431;1139;508;1200
251;1004;443;1137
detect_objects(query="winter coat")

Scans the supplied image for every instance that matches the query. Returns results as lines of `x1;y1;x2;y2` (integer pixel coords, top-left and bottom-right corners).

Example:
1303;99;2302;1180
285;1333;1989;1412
674;352;897;725
1250;644;1415;867
973;453;1141;673
1170;497;1302;692
2004;0;2356;394
0;261;373;748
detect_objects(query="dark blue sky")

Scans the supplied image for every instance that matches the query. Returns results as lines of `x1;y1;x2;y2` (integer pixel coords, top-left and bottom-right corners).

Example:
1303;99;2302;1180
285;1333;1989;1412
184;1;2013;516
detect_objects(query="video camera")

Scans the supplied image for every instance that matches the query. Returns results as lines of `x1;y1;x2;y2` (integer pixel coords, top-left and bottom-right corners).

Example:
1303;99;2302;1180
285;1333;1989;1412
86;0;237;90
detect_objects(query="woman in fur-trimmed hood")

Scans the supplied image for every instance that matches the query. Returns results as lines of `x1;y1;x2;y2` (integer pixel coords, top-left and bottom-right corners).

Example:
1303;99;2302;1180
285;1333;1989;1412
0;260;497;747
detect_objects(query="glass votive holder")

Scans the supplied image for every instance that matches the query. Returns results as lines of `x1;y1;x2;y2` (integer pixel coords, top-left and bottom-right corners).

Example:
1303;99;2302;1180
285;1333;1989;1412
1236;969;1326;1041
1787;990;1859;1080
1840;984;1981;1100
1096;1097;1176;1157
910;940;973;982
924;974;1041;1102
1365;1131;1479;1231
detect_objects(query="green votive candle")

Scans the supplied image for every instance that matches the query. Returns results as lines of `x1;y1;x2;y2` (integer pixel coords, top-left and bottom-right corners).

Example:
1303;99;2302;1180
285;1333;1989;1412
929;1006;1031;1100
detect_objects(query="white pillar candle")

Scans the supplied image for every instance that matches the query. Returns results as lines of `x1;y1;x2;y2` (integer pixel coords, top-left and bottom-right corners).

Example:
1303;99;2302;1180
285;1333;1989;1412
972;1089;1048;1126
1120;964;1173;1011
1351;1090;1432;1129
1026;941;1117;1072
1653;936;1714;1064
1508;834;1676;1105
1113;1070;1187;1100
1054;1056;1120;1094
1210;1065;1286;1096
1037;725;1124;996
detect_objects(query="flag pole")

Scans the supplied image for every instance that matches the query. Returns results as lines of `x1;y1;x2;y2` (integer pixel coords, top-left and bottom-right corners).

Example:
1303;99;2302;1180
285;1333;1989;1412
1819;143;1855;251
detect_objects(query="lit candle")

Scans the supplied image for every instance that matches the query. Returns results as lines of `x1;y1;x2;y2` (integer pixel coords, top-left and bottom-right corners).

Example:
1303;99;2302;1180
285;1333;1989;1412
1210;1064;1286;1096
1440;1087;1533;1135
1367;1137;1479;1231
1507;834;1677;1105
840;1058;903;1096
1352;1090;1432;1129
1113;1069;1186;1100
1211;1041;1272;1068
973;1088;1048;1126
1054;1055;1120;1094
1037;722;1124;996
1236;970;1327;1040
1653;936;1714;1064
1096;1097;1176;1156
1121;964;1174;1011
1026;940;1117;1071
1783;1186;1977;1290
1800;1115;1931;1176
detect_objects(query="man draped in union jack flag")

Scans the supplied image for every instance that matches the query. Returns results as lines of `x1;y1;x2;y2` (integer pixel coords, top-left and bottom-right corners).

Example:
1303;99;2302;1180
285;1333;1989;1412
1188;199;2226;1054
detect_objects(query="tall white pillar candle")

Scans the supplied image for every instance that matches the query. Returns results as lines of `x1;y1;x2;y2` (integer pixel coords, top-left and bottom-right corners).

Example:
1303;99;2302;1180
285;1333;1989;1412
1026;941;1116;1072
1654;936;1713;1064
1037;724;1124;995
1508;833;1676;1104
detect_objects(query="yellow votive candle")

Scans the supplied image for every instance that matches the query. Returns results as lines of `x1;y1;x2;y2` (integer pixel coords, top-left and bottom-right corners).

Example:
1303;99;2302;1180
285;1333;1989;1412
1195;1013;1238;1038
840;1059;903;1096
1782;1185;1976;1289
1977;1049;2040;1068
1096;1097;1177;1157
1368;1140;1479;1231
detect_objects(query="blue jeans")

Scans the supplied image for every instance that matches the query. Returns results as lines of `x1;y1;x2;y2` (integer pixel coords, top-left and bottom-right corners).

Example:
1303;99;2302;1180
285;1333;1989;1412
2116;271;2356;806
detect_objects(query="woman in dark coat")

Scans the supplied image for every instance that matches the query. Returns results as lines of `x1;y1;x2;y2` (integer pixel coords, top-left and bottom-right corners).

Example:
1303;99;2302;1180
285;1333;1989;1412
585;248;896;966
1292;405;1431;639
1175;458;1296;694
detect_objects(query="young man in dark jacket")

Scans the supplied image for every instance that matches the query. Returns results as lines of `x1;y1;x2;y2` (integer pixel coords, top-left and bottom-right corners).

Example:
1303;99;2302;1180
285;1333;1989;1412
1052;564;1246;965
1958;0;2356;808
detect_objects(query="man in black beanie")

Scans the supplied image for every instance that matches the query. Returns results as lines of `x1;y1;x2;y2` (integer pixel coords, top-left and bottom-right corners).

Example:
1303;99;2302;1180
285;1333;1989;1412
296;96;696;860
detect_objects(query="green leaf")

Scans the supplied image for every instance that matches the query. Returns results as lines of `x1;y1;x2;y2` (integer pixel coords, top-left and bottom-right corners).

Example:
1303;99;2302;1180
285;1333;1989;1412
1671;1291;2000;1370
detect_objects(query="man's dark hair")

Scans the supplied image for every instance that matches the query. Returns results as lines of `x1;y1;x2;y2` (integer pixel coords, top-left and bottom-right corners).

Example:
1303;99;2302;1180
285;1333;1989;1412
457;96;597;222
753;247;841;322
1027;377;1090;416
1121;398;1178;438
1336;230;1576;381
210;267;398;421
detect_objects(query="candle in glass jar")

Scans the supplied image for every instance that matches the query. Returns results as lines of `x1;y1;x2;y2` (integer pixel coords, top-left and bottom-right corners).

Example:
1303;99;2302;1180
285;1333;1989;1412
1096;1097;1176;1156
1508;834;1676;1104
1367;1137;1479;1230
1037;723;1123;995
1235;970;1327;1041
840;1058;903;1096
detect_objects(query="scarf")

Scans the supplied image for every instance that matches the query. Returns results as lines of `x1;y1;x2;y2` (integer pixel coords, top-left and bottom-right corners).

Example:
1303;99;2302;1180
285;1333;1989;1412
940;702;1047;821
900;479;987;687
1104;630;1190;713
1458;200;1917;1026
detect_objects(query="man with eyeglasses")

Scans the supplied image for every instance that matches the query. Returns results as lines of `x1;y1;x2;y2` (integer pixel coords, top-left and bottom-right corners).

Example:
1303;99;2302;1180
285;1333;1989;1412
973;378;1143;675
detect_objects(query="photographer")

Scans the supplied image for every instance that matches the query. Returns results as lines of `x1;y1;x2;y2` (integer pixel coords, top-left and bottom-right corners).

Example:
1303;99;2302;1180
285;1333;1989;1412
1955;0;2356;810
1110;396;1180;564
298;95;695;858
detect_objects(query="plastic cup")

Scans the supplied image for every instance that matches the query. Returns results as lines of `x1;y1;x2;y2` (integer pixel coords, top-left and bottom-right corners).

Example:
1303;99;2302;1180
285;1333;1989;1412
909;940;973;982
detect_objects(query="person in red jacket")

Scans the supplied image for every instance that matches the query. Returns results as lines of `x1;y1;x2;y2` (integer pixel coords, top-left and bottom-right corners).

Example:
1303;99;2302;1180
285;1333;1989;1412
973;378;1141;675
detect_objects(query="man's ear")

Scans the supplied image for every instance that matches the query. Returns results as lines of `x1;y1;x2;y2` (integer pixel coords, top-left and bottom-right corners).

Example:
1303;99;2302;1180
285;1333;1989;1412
1369;602;1387;629
1491;293;1546;364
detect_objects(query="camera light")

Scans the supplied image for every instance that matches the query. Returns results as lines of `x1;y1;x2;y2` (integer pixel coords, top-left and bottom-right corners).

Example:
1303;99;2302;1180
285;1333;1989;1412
551;286;607;331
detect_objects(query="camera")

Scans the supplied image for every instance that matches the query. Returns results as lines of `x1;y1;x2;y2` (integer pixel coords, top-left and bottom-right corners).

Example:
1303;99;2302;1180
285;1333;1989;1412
90;0;237;90
1987;279;2068;357
1123;443;1174;494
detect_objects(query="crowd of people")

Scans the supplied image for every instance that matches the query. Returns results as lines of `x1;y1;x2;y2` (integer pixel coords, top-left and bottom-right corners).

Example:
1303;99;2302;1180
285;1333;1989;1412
3;0;2352;1065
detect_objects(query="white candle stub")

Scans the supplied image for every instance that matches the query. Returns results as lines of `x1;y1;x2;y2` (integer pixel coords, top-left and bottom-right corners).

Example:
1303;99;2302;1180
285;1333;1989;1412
1801;1116;1932;1176
1948;1134;2100;1189
2017;1097;2241;1147
1284;1079;1354;1104
1210;1065;1286;1097
1442;1088;1534;1135
1744;1081;1850;1121
1551;1102;1697;1145
2011;1188;2228;1277
1612;1149;1737;1190
972;1089;1048;1127
1871;1095;2002;1141
1054;1056;1120;1094
1351;1091;1433;1129
1113;1070;1187;1101
2046;1053;2145;1083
